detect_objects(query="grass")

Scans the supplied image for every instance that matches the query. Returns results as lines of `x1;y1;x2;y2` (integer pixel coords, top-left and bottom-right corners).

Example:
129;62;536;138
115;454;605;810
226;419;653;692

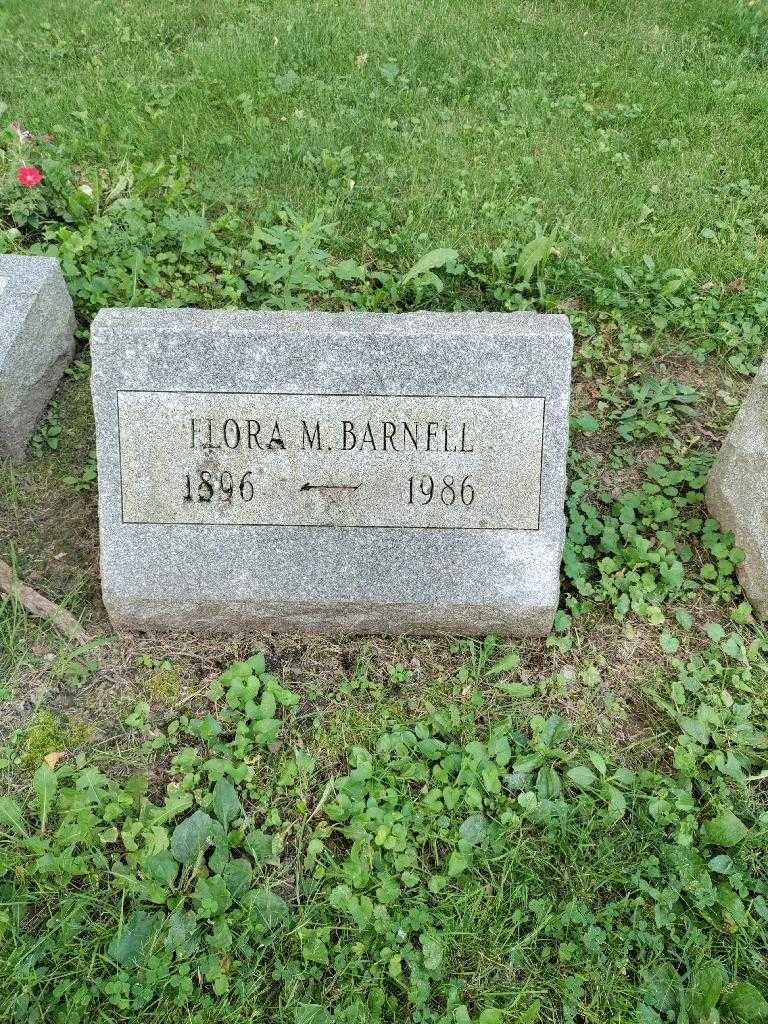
1;0;768;1020
1;0;768;276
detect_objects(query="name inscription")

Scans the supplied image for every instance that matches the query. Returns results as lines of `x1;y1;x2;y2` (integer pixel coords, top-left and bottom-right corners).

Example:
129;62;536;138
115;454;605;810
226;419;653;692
117;390;545;530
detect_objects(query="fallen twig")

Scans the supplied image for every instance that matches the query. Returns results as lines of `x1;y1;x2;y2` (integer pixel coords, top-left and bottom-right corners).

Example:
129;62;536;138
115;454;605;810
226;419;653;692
0;558;89;644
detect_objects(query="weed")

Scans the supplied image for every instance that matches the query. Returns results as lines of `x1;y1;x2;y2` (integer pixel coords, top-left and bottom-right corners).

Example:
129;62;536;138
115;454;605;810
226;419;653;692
30;401;61;455
62;449;97;492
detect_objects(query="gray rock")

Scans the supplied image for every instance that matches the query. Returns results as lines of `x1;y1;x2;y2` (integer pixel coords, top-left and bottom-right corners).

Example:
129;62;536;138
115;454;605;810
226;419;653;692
706;356;768;616
91;309;573;635
0;255;76;461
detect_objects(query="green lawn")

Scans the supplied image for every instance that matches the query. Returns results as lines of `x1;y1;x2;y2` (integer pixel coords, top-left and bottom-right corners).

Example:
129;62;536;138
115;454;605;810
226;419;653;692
1;1;768;1022
2;0;768;275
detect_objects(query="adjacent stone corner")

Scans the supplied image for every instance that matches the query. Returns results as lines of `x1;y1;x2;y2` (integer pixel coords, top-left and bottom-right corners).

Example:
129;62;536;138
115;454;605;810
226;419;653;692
0;254;76;462
706;357;768;616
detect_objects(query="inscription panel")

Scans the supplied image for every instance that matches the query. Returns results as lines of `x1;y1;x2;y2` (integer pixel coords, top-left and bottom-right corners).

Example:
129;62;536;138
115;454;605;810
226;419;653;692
117;390;545;530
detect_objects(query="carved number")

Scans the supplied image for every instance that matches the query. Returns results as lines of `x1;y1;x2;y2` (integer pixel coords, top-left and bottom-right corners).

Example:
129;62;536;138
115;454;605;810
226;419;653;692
184;471;255;503
407;474;475;507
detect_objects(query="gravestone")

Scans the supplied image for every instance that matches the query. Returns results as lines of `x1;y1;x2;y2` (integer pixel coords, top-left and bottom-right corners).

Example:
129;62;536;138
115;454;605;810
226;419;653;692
91;309;572;635
707;352;768;616
0;254;76;462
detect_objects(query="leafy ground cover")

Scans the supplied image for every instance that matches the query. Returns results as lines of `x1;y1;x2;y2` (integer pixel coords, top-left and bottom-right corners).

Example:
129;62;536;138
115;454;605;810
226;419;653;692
2;649;768;1023
1;1;768;1019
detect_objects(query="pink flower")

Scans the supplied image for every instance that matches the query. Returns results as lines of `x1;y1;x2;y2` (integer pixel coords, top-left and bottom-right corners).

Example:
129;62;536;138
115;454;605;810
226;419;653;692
17;165;43;187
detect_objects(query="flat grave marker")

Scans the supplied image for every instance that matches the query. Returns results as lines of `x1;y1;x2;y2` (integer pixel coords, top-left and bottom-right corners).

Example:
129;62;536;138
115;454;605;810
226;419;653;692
91;309;572;635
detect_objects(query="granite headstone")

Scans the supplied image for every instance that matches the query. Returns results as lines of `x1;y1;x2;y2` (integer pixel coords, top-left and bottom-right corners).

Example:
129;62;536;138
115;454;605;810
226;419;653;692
707;351;768;616
0;254;75;461
91;309;572;635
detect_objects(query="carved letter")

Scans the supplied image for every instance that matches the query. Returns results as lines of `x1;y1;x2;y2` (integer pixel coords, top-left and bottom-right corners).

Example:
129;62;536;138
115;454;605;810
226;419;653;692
267;422;285;450
302;420;322;451
459;423;474;453
382;421;398;451
360;423;377;451
223;418;241;449
247;420;263;450
342;421;357;450
402;423;419;450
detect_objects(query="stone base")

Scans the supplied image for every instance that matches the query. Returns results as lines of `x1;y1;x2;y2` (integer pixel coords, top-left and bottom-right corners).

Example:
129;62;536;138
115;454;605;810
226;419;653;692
100;534;562;636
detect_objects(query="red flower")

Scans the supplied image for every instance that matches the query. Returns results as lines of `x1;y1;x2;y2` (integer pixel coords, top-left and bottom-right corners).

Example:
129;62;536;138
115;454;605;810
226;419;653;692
17;165;43;187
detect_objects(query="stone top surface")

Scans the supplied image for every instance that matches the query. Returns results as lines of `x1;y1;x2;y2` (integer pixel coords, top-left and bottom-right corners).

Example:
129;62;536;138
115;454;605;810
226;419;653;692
91;309;573;634
91;308;571;386
94;307;570;333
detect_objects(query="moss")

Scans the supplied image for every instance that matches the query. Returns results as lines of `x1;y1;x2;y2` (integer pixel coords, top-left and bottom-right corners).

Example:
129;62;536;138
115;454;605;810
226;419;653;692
20;710;68;767
142;662;183;705
19;709;92;767
66;719;92;748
